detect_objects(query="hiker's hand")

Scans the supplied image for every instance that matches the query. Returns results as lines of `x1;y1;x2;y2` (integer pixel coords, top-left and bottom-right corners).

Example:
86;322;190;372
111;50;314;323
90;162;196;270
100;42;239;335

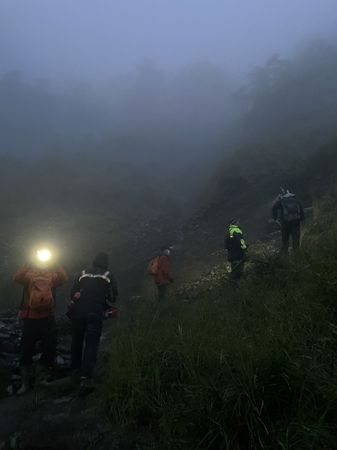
17;311;23;328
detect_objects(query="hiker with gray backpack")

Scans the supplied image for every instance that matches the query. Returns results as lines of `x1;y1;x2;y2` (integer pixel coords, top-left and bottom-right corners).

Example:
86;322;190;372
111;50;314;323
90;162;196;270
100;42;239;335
272;188;304;254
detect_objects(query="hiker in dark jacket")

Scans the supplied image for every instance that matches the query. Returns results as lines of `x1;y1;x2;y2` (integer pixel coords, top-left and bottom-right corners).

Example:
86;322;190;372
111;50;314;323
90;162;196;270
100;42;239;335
272;188;304;253
225;219;247;281
69;252;118;392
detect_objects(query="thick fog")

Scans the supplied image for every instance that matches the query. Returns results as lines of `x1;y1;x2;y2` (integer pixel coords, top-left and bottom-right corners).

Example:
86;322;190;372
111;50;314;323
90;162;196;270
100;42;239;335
1;0;337;82
0;0;337;298
1;1;336;160
1;0;336;181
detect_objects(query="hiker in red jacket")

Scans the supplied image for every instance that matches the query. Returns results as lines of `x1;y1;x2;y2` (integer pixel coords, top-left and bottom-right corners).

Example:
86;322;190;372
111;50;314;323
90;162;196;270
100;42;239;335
149;247;173;301
13;251;67;395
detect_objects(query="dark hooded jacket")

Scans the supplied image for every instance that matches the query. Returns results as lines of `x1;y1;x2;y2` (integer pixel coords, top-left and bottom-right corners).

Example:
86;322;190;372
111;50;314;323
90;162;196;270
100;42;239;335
70;253;118;319
272;194;304;223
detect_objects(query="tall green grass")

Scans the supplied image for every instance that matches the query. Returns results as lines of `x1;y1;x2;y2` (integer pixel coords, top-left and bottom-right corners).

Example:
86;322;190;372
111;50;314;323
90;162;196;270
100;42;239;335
99;189;337;449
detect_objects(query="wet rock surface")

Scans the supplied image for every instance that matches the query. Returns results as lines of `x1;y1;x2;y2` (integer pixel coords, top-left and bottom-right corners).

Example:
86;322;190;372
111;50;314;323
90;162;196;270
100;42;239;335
0;391;122;450
0;312;21;372
12;398;119;449
0;312;73;392
0;313;122;449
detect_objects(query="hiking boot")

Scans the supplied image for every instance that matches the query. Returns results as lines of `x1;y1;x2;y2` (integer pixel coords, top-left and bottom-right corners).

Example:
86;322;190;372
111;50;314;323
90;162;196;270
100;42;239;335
70;369;81;384
36;364;53;386
17;366;31;396
78;377;95;397
17;384;28;396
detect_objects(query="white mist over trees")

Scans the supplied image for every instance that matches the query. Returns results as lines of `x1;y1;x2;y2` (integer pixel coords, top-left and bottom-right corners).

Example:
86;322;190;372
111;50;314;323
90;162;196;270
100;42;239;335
0;60;237;166
1;36;337;298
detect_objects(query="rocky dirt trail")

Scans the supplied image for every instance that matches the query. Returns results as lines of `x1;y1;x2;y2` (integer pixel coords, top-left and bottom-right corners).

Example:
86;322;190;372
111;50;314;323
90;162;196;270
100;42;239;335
0;312;120;450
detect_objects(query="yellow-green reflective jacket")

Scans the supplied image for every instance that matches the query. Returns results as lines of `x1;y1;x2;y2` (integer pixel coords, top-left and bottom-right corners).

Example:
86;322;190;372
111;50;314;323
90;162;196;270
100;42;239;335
228;224;247;250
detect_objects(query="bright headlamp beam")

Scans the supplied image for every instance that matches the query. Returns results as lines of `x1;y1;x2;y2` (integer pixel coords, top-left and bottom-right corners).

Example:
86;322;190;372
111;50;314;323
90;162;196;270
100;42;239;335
36;249;52;263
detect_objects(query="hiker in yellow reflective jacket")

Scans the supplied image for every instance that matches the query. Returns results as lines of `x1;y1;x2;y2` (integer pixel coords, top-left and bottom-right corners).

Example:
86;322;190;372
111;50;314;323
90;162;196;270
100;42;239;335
225;219;248;281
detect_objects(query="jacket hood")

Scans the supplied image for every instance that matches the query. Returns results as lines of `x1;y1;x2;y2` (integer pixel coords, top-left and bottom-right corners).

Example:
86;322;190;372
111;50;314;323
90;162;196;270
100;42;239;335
281;192;296;199
93;252;109;270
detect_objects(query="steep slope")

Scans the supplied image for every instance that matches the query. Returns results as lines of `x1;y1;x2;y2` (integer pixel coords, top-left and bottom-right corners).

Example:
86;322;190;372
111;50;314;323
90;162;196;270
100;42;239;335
99;179;337;450
181;141;337;281
179;39;337;280
1;149;336;450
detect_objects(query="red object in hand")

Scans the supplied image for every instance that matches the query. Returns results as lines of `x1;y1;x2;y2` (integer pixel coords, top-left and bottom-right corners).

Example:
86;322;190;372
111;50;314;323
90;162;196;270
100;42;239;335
104;307;119;319
66;292;81;320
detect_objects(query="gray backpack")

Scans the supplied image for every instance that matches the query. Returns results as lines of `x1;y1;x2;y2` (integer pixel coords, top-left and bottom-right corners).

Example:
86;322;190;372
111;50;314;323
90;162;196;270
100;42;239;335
281;197;301;222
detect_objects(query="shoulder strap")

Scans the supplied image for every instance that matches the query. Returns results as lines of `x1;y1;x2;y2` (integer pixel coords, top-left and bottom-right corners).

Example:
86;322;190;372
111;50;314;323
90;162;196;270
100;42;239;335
79;270;111;283
101;272;111;283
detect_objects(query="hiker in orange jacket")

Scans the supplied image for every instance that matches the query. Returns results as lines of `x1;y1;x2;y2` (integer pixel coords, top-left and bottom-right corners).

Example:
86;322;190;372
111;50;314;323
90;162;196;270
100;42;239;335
153;247;173;301
13;258;67;394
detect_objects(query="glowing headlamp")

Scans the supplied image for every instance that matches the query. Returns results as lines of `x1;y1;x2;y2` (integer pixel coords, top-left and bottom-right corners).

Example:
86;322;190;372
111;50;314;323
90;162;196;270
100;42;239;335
36;248;53;263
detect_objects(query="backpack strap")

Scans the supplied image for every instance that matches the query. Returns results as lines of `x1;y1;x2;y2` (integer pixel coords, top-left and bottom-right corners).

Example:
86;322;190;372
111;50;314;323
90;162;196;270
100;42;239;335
101;272;111;283
79;270;111;283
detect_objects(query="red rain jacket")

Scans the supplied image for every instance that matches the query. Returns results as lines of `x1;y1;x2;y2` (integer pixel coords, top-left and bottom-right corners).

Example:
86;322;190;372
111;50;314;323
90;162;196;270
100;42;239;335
154;255;172;286
14;265;68;319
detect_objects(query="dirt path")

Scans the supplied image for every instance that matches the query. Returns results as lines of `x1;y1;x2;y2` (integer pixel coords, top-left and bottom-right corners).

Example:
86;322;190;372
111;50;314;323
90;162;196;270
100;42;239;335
0;394;30;443
0;379;120;450
0;312;120;449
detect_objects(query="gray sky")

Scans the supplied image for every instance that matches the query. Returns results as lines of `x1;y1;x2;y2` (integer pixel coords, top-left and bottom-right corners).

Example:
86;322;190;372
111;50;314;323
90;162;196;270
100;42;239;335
1;0;337;83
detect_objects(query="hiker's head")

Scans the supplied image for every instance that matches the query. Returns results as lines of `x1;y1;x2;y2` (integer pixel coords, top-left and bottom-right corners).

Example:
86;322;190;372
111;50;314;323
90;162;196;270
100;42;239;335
229;218;240;227
280;187;295;199
161;246;171;256
93;252;109;270
36;248;52;264
280;187;287;197
31;246;56;270
30;261;45;272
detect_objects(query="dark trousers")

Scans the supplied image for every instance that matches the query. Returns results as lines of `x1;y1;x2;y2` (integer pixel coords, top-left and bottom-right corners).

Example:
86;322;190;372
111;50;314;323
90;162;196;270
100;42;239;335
21;317;57;367
281;221;301;253
71;314;103;379
157;284;168;301
231;260;245;280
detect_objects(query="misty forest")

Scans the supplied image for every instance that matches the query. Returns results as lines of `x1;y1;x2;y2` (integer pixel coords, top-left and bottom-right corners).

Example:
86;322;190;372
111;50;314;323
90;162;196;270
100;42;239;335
1;1;337;449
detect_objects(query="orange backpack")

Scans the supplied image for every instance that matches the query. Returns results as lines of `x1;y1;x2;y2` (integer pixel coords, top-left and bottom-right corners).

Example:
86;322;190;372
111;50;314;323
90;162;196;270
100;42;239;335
147;256;159;276
28;274;55;316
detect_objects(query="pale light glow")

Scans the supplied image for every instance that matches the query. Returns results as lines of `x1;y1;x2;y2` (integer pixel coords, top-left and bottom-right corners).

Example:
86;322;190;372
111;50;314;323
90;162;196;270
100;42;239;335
36;248;52;263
